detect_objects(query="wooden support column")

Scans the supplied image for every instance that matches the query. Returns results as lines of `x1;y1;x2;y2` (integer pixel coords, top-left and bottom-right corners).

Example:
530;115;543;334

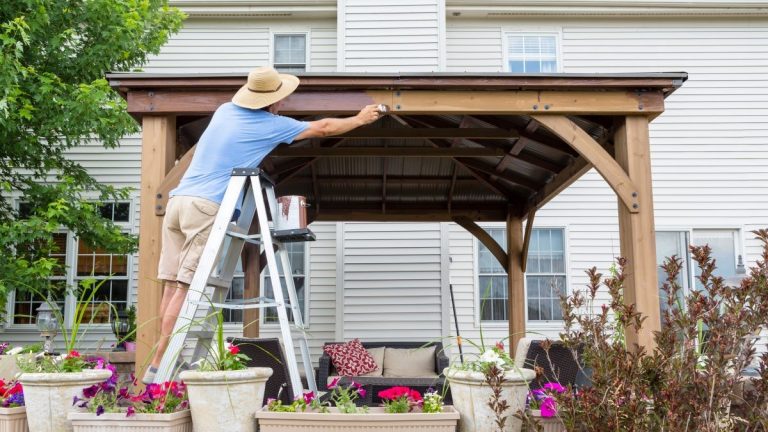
507;211;526;356
242;219;260;338
615;116;661;352
135;116;177;378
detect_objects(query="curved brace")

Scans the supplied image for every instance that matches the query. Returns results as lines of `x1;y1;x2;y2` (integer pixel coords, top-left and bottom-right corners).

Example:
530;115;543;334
532;115;640;213
453;216;509;273
154;145;196;216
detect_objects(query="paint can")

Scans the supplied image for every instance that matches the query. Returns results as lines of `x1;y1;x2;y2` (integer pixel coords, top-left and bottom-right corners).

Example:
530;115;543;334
274;196;309;231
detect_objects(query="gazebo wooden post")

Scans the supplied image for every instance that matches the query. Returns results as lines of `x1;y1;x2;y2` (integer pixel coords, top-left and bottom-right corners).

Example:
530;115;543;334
615;116;661;351
506;210;526;356
242;219;260;338
135;115;177;378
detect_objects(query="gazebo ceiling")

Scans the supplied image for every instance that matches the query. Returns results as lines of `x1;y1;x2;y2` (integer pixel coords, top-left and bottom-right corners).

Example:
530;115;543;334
108;72;687;222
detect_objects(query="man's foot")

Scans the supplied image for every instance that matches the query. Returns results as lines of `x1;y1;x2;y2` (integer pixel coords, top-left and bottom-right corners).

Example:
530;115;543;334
142;366;158;385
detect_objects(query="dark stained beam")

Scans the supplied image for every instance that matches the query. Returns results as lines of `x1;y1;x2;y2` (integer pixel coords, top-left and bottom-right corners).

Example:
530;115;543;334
270;147;507;157
454;216;509;272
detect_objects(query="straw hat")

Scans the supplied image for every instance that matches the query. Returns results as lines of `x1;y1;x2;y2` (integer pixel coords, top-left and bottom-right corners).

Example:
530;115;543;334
232;66;300;110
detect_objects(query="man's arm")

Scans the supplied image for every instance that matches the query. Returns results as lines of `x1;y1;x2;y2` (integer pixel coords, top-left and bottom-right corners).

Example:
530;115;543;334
294;104;382;141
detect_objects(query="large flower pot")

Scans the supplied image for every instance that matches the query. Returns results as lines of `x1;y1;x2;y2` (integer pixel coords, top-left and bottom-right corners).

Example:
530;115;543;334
19;369;112;432
445;367;535;432
0;356;20;381
68;410;192;432
255;406;460;432
179;367;272;432
0;406;28;432
528;410;565;432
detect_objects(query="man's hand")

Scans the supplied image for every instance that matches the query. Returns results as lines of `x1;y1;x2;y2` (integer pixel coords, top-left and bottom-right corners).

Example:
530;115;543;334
295;104;385;140
356;104;384;126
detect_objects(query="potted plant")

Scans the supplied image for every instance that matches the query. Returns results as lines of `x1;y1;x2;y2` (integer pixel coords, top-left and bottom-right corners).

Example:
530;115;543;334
526;383;566;432
68;378;191;432
179;311;272;432
256;380;460;431
444;341;535;432
18;282;114;432
0;379;27;432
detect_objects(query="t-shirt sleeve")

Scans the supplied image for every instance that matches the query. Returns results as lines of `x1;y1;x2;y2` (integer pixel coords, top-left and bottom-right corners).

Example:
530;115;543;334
271;114;311;145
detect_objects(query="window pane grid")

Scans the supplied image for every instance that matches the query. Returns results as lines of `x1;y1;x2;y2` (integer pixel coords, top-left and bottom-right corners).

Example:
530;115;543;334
508;34;558;73
274;34;306;73
478;228;566;322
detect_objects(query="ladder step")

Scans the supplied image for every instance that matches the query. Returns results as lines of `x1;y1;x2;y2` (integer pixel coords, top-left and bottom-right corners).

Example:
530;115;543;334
226;225;262;245
207;276;232;289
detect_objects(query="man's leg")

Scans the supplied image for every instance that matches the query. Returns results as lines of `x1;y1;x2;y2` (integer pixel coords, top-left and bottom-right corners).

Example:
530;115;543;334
150;281;189;369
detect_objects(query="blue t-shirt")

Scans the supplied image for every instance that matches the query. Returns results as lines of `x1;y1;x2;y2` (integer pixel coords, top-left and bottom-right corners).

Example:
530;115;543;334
171;102;310;204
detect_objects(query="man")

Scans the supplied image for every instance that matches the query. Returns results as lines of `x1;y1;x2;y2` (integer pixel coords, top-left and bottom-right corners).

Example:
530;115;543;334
144;66;382;383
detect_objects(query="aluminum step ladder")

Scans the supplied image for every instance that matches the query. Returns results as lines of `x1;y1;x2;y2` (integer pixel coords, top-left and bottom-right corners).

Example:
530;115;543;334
154;168;317;398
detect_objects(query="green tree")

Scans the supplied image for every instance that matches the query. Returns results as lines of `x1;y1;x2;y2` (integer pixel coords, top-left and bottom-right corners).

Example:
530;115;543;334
0;1;185;317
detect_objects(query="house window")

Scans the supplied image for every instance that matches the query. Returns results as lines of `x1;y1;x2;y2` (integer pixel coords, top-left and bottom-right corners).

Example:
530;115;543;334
273;34;307;73
224;241;307;324
477;227;566;322
11;203;132;325
655;229;739;300
506;34;558;73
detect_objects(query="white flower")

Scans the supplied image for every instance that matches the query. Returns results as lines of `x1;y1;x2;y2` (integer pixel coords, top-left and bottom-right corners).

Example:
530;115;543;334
6;347;23;356
479;349;506;369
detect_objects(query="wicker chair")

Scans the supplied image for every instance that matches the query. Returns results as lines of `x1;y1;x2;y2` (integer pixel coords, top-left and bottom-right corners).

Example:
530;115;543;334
228;337;293;405
514;338;586;390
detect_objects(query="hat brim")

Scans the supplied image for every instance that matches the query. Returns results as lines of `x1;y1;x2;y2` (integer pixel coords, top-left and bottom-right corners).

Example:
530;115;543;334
231;73;300;110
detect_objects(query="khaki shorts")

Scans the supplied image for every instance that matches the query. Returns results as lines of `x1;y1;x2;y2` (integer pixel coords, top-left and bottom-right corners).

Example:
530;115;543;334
157;196;220;285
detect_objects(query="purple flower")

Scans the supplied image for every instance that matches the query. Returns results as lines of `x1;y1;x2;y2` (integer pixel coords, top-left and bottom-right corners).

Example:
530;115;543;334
82;385;100;399
126;406;135;417
328;377;340;389
542;382;566;393
96;405;105;416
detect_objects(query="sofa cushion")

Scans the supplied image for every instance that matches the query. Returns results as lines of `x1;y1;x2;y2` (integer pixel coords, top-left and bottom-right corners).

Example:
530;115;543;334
383;346;437;378
359;347;385;377
323;339;378;376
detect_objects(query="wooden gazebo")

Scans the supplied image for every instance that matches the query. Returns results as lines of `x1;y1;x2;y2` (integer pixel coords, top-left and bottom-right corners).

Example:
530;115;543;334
108;72;687;374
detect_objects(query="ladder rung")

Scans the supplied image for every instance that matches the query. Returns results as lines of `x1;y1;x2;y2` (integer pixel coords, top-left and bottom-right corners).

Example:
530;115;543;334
207;276;232;288
226;225;262;244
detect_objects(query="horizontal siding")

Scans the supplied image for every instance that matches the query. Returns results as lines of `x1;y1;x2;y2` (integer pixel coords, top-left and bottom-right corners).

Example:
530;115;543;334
342;0;441;72
446;18;768;354
342;223;444;341
143;18;336;73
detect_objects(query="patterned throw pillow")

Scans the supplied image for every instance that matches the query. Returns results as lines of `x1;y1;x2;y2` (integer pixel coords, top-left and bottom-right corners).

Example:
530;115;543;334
323;339;378;376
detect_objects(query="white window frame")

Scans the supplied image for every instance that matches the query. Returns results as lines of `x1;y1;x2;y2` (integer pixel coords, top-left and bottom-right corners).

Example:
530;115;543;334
501;30;562;73
270;31;311;73
656;226;744;296
6;200;134;330
473;224;569;328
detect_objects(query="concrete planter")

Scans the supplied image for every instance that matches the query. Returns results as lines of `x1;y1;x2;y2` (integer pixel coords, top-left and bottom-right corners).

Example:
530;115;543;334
528;410;566;432
255;406;460;431
0;356;20;381
445;367;535;432
19;369;112;432
0;406;28;432
67;410;192;432
179;367;272;432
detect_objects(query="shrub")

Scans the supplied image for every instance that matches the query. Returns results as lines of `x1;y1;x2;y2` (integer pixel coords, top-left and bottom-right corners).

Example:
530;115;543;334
549;229;768;431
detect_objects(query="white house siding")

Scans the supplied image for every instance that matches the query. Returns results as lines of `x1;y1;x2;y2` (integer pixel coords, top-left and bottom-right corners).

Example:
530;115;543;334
445;17;768;354
338;0;443;72
341;223;445;341
142;18;337;73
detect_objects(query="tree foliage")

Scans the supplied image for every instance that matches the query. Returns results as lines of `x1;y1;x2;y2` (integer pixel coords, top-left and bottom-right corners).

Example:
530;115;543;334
0;1;184;311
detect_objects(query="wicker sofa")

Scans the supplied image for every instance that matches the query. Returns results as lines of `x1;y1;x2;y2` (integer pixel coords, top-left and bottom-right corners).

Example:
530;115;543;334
318;341;451;404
